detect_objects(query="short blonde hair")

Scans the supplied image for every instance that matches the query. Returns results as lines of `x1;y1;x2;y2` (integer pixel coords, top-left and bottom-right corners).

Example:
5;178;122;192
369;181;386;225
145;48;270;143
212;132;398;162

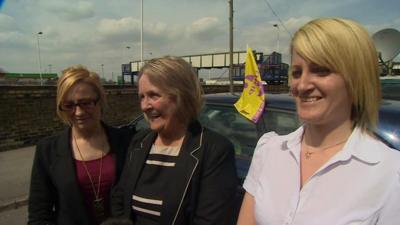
56;65;106;125
138;56;204;125
291;18;381;132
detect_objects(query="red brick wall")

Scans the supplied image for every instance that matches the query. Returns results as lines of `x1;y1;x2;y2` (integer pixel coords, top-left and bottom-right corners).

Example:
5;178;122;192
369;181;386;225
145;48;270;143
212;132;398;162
0;84;288;151
0;85;140;151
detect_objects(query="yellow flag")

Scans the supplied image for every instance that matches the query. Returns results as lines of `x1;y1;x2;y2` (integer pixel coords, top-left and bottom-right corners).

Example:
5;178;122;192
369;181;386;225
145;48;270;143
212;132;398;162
234;47;265;123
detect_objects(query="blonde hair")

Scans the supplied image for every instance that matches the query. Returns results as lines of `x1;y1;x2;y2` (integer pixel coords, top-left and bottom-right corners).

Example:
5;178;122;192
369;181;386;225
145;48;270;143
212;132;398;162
138;56;204;125
56;65;106;125
291;18;381;132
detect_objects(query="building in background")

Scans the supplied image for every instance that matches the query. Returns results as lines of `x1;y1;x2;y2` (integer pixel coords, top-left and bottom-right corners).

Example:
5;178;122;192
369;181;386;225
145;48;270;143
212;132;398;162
0;73;58;85
232;51;289;86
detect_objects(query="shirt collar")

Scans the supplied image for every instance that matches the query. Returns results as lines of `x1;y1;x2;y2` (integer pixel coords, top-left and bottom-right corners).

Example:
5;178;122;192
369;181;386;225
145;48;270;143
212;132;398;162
281;126;381;164
337;126;382;164
283;126;304;151
281;126;304;163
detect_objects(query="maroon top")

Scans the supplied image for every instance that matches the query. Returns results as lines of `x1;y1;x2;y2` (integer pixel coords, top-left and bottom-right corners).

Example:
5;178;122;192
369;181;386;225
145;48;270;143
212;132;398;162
75;152;115;225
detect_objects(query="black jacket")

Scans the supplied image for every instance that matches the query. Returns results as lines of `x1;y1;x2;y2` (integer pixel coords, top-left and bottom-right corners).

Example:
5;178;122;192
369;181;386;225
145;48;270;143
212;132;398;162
111;121;238;225
28;124;133;225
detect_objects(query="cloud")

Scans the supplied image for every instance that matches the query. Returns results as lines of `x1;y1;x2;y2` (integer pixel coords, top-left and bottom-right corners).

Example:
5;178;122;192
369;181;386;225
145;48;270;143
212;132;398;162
0;31;31;48
97;17;140;37
188;17;224;41
237;16;312;63
97;17;142;45
96;17;185;49
144;23;182;44
94;16;227;63
365;17;400;34
44;1;95;21
2;0;399;78
0;13;18;31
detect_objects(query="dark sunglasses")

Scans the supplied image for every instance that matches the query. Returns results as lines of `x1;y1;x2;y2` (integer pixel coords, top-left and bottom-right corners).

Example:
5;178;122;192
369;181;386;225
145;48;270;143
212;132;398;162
59;99;99;112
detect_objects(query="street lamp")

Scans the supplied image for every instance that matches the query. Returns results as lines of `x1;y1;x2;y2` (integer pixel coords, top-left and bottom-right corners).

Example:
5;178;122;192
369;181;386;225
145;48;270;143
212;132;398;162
273;24;280;53
36;31;43;85
125;46;131;62
141;0;143;65
101;64;105;81
121;46;132;85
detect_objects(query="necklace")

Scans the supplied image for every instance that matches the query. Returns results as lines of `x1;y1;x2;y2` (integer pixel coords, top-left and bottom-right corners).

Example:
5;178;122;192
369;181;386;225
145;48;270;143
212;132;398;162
73;133;105;220
304;138;348;159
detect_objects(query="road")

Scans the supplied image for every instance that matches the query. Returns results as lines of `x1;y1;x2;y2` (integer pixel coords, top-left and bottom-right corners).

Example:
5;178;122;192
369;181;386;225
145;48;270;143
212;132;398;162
0;146;35;223
0;205;27;225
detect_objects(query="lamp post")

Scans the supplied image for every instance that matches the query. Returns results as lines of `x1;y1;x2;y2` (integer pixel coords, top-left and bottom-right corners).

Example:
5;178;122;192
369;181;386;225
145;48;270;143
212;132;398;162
140;0;143;66
36;31;43;85
101;64;105;81
228;0;234;94
125;46;131;62
273;24;280;53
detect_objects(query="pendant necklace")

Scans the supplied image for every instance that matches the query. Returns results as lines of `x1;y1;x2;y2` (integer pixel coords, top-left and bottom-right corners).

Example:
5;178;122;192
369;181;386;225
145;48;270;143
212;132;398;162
304;138;348;159
73;133;105;220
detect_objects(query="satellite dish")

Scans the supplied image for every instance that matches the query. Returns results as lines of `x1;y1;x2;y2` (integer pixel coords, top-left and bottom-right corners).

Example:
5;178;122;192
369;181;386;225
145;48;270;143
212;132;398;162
372;28;400;62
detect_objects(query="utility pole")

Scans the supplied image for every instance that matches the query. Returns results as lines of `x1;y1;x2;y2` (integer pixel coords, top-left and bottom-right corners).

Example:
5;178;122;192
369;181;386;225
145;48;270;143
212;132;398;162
36;31;43;85
273;24;280;53
101;64;104;81
141;0;144;66
126;46;131;61
228;0;234;94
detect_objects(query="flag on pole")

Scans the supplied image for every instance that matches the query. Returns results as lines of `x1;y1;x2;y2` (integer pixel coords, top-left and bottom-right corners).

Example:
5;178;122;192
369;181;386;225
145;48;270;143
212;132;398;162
234;47;265;123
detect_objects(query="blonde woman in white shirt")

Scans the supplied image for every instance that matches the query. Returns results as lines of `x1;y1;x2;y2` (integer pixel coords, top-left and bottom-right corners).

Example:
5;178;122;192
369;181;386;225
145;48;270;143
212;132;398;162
237;18;400;225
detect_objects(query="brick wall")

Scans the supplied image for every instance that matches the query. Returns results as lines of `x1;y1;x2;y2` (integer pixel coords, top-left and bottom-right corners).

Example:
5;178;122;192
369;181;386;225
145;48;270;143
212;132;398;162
0;84;288;151
0;85;141;151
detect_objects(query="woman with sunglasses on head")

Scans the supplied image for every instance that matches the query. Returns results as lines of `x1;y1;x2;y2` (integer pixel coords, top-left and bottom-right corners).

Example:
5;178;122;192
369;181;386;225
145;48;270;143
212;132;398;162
237;18;400;225
28;65;133;225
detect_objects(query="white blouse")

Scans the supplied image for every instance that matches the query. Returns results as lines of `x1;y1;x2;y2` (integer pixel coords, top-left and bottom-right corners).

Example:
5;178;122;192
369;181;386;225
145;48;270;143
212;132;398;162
243;126;400;225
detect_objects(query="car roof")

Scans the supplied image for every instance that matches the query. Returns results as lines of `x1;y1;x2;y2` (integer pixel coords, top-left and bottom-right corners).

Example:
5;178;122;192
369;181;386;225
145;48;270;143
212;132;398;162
205;92;400;150
204;92;296;111
205;92;400;115
381;99;400;110
380;76;400;82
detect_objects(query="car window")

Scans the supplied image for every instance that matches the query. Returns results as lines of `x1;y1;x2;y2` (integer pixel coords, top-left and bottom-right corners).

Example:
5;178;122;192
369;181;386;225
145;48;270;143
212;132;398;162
199;105;259;158
199;104;301;158
262;109;300;135
381;82;400;101
135;115;149;131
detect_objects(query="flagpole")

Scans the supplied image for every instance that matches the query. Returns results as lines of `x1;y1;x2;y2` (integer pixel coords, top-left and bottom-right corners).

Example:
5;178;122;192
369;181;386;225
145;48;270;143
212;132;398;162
228;0;234;94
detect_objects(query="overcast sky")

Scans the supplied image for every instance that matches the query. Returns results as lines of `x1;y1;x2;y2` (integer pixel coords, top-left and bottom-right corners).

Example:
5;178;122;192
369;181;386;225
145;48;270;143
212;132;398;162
1;0;399;80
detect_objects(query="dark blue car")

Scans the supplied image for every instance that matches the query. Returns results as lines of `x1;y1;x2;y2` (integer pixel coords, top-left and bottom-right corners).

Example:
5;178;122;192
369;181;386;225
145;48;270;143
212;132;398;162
381;77;400;101
129;93;400;178
126;93;400;222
